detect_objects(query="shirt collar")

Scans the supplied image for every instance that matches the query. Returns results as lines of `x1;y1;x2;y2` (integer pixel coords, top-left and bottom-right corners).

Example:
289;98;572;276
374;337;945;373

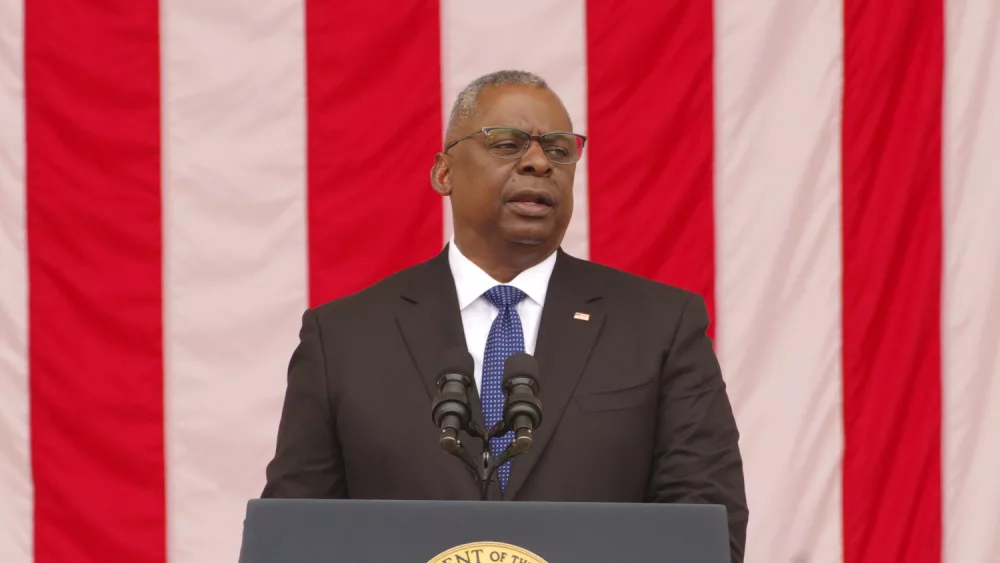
447;236;556;310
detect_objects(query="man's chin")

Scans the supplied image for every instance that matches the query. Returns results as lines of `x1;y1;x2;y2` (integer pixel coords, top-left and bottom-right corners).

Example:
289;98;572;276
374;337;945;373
500;226;553;247
507;238;543;246
495;215;566;250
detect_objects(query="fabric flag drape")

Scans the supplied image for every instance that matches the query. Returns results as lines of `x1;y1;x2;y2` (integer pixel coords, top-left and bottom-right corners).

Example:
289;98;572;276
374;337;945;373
0;1;997;562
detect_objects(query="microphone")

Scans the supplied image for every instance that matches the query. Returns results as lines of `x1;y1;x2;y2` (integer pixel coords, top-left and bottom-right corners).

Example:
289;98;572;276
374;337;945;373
502;353;543;453
430;347;475;454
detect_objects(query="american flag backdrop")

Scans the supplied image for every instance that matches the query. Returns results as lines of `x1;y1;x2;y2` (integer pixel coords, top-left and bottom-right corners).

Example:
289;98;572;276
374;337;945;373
0;0;998;562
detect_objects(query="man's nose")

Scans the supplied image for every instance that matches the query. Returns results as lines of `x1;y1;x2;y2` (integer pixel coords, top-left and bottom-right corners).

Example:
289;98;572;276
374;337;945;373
517;139;553;176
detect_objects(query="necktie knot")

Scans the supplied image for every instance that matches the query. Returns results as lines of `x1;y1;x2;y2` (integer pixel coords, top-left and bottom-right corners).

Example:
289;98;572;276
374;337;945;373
484;285;527;310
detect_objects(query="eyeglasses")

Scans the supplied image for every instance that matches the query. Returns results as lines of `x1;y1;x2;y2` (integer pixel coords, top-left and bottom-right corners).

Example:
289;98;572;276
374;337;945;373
444;126;587;164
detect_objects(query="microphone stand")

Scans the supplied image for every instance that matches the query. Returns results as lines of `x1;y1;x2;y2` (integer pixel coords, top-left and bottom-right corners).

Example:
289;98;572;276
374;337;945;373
442;419;532;501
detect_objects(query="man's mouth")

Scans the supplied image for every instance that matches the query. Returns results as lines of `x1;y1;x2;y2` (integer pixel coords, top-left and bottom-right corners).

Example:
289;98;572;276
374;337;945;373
506;190;555;218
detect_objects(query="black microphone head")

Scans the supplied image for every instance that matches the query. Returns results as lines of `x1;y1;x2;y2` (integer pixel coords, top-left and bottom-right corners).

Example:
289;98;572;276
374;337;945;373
502;352;540;394
501;353;543;439
431;347;475;447
437;347;474;388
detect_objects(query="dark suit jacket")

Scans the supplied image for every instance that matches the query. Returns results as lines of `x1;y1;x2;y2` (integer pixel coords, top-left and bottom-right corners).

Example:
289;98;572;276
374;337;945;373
261;245;748;562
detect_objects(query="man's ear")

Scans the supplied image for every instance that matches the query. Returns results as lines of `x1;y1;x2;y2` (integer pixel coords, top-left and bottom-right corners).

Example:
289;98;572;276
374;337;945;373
430;153;452;196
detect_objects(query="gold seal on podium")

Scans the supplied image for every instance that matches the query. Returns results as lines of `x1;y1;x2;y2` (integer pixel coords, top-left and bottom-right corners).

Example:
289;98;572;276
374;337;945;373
428;541;549;563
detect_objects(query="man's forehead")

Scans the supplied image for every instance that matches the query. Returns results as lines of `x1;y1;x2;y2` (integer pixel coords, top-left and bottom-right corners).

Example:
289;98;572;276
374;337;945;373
471;85;573;132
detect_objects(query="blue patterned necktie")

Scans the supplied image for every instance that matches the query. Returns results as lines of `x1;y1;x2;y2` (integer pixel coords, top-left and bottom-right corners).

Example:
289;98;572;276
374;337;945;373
481;284;527;494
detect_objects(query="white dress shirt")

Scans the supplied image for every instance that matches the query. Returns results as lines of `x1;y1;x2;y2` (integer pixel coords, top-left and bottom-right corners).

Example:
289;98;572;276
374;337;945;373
447;237;557;392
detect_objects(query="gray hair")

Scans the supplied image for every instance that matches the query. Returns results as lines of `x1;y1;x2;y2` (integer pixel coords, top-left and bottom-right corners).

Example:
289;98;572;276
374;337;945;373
446;70;550;135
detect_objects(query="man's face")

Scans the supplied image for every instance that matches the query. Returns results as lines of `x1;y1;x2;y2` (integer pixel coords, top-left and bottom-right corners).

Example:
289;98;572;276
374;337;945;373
435;85;577;251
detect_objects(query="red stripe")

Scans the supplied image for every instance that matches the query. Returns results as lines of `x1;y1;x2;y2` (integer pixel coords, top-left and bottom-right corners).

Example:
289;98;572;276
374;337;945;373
306;1;443;306
25;1;165;561
841;1;943;561
585;0;716;335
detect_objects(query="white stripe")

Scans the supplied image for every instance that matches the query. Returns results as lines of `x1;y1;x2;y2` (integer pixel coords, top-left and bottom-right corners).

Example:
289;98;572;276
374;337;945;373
943;1;1000;561
439;0;590;259
160;1;308;560
713;2;844;561
0;1;31;560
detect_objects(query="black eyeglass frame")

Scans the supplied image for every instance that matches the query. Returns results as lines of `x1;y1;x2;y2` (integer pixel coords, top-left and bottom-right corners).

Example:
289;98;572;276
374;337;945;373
443;126;588;164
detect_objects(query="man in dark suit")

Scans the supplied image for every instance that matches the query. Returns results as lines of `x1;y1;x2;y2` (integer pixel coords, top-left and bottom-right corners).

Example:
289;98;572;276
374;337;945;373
261;70;748;562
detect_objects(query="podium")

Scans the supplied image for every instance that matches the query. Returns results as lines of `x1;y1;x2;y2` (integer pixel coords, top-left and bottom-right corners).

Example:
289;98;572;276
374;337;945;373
238;498;731;563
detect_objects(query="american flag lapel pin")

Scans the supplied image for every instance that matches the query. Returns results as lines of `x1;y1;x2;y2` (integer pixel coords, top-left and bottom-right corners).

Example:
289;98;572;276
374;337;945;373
573;312;590;321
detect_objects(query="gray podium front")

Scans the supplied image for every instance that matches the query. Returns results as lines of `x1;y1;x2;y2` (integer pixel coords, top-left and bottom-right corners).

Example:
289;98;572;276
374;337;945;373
238;498;730;563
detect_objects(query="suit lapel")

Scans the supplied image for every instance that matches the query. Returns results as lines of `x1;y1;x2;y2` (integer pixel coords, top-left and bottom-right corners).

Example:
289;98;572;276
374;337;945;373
394;247;490;457
505;250;605;499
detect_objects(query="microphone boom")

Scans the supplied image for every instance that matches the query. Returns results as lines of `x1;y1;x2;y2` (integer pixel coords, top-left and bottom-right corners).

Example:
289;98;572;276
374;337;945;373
430;348;544;500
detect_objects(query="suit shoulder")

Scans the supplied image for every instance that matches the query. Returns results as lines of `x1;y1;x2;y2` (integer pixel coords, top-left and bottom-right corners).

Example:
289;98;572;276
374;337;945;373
308;252;442;319
566;253;701;305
